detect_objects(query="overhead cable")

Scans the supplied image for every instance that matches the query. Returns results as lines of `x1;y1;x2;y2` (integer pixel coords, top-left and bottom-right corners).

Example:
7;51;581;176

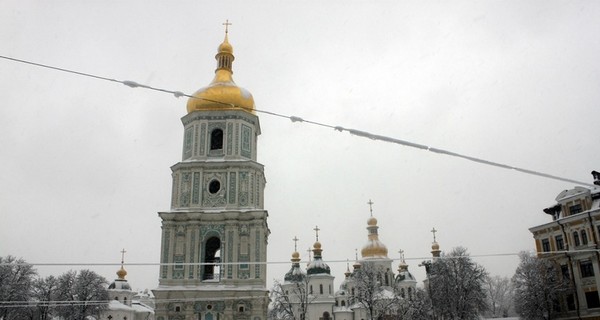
0;54;595;188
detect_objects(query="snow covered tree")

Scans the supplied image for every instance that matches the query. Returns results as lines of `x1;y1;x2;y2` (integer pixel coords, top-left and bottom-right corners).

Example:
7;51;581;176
269;278;313;320
512;251;571;320
352;262;399;320
54;269;109;320
30;275;59;320
0;255;37;320
428;247;488;320
392;287;432;320
484;275;514;318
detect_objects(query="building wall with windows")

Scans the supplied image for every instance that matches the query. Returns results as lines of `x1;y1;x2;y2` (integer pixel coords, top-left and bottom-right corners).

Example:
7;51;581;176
530;178;600;318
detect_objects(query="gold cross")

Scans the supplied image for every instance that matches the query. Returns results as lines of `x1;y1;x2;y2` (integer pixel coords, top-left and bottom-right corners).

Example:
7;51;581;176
398;249;405;261
120;248;126;264
307;247;312;263
222;19;232;34
292;236;299;252
367;199;374;216
431;228;438;242
314;225;320;241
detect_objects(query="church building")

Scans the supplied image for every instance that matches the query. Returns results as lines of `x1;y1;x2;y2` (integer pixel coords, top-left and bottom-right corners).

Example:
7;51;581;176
153;24;270;320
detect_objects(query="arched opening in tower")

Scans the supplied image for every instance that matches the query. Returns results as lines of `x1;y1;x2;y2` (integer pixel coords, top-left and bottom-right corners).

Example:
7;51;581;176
203;237;221;280
210;128;223;150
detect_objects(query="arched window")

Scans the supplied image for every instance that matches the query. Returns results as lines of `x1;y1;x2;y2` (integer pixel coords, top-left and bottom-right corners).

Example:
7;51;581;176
319;284;323;294
123;297;127;305
335;300;339;307
310;285;313;294
323;311;331;320
341;300;346;307
400;288;405;298
582;230;589;245
574;232;581;246
408;287;413;299
203;237;221;280
210;129;223;150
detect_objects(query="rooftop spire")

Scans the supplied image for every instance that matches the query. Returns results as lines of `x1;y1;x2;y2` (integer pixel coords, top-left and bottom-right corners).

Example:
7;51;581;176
117;248;127;280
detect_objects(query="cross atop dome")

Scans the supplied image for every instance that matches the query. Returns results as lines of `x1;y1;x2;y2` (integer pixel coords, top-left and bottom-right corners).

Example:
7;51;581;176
222;19;232;34
314;225;320;241
367;199;374;217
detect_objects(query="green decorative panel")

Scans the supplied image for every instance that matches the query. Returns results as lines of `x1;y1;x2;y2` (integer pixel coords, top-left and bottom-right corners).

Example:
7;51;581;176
241;124;251;158
227;230;234;278
199;123;207;155
193;124;198;156
192;172;200;204
184;127;193;158
239;172;248;206
235;123;240;155
227;122;233;155
180;172;191;207
161;230;170;279
228;172;236;204
189;231;195;279
200;224;225;238
202;172;227;207
255;229;261;278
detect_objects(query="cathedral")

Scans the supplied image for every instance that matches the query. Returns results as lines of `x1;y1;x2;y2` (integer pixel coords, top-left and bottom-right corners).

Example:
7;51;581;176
278;213;418;320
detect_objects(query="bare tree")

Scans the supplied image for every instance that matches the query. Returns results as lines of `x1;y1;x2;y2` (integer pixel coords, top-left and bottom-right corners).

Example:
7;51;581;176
484;275;514;318
0;256;37;320
512;252;571;320
55;269;109;320
30;275;59;320
352;263;399;320
269;277;314;320
428;247;488;320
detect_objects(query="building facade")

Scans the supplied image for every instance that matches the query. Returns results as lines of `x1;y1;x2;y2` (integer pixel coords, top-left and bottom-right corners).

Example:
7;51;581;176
530;171;600;319
153;29;270;320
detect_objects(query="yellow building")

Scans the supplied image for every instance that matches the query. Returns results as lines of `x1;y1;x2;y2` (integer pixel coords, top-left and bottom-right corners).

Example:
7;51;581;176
530;171;600;319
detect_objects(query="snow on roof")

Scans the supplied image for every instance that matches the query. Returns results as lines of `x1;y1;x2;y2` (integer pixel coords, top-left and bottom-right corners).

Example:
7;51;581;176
108;300;135;312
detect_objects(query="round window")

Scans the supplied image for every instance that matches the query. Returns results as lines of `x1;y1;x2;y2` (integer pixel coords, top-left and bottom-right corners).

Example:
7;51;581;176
207;304;212;310
208;180;221;194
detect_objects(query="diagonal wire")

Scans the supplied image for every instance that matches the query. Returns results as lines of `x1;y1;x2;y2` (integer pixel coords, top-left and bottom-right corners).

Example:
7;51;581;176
0;54;595;188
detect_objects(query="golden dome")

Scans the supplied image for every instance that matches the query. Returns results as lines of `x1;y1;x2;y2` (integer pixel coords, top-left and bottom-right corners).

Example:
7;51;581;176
367;216;378;226
361;215;388;258
313;241;322;249
116;266;127;280
186;33;255;114
292;251;300;259
432;242;440;250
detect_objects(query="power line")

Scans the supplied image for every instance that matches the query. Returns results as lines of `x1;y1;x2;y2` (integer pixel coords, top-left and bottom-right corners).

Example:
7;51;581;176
0;54;595;188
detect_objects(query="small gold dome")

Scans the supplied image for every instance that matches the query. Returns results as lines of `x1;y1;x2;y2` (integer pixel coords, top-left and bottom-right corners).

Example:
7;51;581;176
116;266;127;280
292;251;300;259
186;33;255;114
313;241;322;249
367;217;378;226
432;242;440;250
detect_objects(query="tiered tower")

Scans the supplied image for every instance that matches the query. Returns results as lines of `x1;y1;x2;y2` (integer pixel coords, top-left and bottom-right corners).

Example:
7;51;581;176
153;25;270;320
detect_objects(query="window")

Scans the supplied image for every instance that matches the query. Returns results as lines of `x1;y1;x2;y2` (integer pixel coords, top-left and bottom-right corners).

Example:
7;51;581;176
175;306;181;312
542;238;551;252
555;235;564;251
574;232;581;246
320;284;323;294
570;203;583;215
561;264;570;280
581;260;595;278
310;285;313;294
238;306;245;312
210;129;223;150
586;291;600;309
203;237;221;280
582;230;589;245
208;180;221;194
341;300;346;307
567;294;576;311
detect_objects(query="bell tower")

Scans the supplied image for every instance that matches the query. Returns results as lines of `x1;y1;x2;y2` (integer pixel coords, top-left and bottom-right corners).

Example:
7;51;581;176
153;24;270;320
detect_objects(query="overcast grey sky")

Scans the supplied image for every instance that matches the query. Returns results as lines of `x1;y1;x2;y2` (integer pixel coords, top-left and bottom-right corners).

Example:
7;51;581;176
1;0;599;292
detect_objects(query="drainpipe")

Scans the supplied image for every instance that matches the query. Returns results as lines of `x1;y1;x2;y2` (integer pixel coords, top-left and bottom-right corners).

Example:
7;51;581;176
558;219;582;319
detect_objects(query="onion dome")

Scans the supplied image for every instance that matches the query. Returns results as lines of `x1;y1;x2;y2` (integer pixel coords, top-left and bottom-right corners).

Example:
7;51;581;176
284;251;306;282
186;31;255;114
361;216;389;259
307;241;331;275
108;265;132;290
